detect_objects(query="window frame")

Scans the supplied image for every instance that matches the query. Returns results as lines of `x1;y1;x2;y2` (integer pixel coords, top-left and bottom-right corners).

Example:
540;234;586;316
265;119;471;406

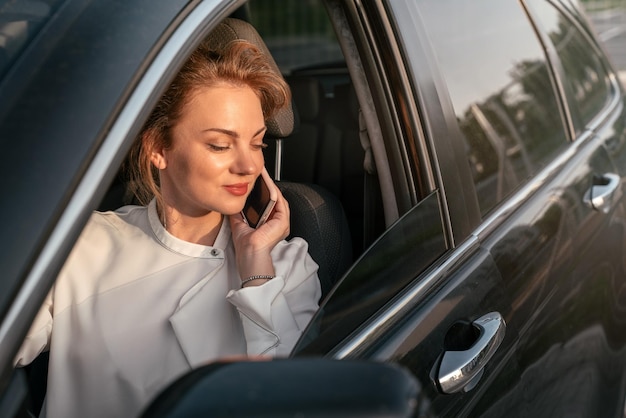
0;0;241;393
377;0;482;246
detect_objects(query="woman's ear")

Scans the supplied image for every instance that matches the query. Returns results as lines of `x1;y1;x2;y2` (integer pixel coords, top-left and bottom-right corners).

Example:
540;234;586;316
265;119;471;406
144;130;167;170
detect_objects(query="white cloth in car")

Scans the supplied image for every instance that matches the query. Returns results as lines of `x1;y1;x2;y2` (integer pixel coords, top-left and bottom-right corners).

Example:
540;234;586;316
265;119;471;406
14;200;321;418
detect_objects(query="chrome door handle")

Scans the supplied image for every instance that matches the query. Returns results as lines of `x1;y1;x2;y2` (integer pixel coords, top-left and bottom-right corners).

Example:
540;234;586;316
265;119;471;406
437;312;505;394
584;173;621;214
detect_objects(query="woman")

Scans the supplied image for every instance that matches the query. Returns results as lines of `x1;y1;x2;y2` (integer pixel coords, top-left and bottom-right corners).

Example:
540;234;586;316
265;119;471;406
15;35;321;418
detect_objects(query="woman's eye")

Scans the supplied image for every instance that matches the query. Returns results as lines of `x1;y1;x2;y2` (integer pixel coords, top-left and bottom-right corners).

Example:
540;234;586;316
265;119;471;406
207;144;230;152
252;143;268;151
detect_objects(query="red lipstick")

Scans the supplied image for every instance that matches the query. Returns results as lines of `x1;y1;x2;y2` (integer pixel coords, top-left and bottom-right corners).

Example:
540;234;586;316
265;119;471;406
224;183;249;196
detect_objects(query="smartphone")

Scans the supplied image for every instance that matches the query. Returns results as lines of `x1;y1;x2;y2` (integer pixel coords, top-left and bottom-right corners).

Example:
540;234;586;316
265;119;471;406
241;168;278;228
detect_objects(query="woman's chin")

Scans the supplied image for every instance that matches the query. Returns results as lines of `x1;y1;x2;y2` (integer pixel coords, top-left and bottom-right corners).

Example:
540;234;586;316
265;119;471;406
209;197;247;216
221;205;245;216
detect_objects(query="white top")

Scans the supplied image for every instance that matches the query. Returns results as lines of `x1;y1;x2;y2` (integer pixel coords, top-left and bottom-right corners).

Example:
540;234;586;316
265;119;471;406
15;200;321;418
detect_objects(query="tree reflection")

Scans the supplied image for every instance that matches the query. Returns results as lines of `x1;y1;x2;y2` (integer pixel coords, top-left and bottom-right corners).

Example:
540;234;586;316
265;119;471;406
459;57;565;215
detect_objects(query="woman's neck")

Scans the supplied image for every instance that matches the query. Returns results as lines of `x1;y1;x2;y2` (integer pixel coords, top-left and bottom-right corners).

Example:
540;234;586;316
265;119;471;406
160;204;224;246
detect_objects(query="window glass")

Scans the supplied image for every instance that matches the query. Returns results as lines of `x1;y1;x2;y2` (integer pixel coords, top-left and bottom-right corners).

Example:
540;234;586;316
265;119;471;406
293;192;446;355
528;0;612;130
0;0;65;79
248;0;344;76
418;0;568;216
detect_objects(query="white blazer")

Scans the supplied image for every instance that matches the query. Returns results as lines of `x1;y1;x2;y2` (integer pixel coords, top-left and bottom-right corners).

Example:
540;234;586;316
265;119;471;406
15;201;321;418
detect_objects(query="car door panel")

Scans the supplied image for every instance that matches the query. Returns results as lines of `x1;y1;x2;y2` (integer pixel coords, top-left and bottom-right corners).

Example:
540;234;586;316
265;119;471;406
292;185;516;416
487;2;626;414
349;0;626;416
362;244;518;417
477;132;626;417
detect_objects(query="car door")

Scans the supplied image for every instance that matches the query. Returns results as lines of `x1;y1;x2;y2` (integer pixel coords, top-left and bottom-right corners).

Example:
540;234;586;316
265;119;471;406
500;1;626;415
390;0;626;416
292;1;520;416
295;0;626;417
292;191;516;416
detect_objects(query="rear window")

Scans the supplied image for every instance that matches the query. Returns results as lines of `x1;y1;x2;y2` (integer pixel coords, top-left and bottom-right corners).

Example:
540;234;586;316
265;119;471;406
0;0;64;78
248;0;344;75
417;0;569;216
527;0;613;133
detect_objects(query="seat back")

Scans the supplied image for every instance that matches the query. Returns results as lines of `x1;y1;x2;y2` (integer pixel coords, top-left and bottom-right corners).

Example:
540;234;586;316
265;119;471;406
320;82;365;254
280;75;326;184
278;181;352;296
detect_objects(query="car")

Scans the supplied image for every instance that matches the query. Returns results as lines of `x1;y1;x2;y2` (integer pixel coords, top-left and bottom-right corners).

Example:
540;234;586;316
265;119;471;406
2;0;626;416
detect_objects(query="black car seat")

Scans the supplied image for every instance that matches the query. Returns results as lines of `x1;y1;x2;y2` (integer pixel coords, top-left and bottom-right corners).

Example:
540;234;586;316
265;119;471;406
281;75;326;184
278;181;351;296
320;82;366;254
280;74;369;256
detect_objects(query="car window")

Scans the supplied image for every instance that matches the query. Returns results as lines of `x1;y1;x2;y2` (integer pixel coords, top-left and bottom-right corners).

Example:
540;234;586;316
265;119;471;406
251;5;349;102
293;191;446;355
417;0;569;217
249;0;344;76
0;0;65;79
527;0;613;133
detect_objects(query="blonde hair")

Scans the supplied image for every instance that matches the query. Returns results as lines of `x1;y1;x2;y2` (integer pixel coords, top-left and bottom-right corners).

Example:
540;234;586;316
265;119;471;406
126;39;290;206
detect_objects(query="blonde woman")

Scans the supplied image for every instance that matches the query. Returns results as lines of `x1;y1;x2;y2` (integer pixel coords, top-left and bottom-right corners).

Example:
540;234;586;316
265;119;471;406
15;36;321;418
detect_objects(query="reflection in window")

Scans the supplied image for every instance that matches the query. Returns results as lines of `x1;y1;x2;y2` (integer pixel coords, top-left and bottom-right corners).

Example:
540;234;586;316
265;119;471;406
528;0;612;130
249;0;344;74
0;0;64;78
293;192;446;356
418;0;568;216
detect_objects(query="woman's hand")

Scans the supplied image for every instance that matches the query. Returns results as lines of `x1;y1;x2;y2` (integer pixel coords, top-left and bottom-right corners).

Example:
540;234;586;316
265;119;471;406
229;187;290;286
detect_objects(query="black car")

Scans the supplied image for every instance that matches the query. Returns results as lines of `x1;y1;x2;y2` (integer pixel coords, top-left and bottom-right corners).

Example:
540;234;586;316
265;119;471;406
2;0;626;416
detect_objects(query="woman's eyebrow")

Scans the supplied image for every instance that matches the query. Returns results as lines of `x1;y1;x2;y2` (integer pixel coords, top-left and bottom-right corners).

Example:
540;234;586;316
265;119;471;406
203;126;267;138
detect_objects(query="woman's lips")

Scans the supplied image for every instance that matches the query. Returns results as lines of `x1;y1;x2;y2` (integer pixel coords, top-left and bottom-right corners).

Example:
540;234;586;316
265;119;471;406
224;183;249;196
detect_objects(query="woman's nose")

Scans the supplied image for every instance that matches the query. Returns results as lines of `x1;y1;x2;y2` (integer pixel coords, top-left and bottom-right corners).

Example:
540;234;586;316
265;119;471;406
233;148;260;174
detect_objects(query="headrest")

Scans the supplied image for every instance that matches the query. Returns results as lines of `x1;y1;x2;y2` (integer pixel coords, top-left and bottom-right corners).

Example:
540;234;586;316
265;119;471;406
334;83;359;123
205;18;294;138
286;76;324;122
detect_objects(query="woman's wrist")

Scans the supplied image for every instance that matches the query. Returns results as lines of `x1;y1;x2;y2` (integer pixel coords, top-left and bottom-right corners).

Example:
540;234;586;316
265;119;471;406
237;248;274;284
240;274;275;288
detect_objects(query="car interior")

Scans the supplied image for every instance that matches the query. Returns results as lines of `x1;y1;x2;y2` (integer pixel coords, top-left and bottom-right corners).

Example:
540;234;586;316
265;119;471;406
23;2;388;415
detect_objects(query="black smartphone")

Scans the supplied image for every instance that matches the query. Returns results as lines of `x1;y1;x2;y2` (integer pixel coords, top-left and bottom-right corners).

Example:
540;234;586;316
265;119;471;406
242;168;278;228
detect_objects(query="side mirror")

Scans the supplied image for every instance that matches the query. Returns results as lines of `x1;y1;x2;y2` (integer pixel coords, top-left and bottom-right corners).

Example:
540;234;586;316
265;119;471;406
141;358;430;418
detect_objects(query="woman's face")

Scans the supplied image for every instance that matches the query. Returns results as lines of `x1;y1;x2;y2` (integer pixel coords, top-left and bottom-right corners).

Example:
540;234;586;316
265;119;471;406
155;83;267;218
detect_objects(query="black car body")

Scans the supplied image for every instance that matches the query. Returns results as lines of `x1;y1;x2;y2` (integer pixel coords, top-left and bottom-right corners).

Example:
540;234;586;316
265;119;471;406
2;0;626;416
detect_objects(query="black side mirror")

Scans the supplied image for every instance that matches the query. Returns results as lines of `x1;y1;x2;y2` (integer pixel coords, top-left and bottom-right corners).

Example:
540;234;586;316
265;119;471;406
141;358;430;418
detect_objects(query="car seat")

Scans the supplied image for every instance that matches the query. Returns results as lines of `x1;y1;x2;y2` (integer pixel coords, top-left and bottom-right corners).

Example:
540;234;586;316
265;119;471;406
281;75;326;184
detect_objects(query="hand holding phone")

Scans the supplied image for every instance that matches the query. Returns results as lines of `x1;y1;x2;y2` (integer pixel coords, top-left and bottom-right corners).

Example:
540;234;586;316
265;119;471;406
241;168;278;228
